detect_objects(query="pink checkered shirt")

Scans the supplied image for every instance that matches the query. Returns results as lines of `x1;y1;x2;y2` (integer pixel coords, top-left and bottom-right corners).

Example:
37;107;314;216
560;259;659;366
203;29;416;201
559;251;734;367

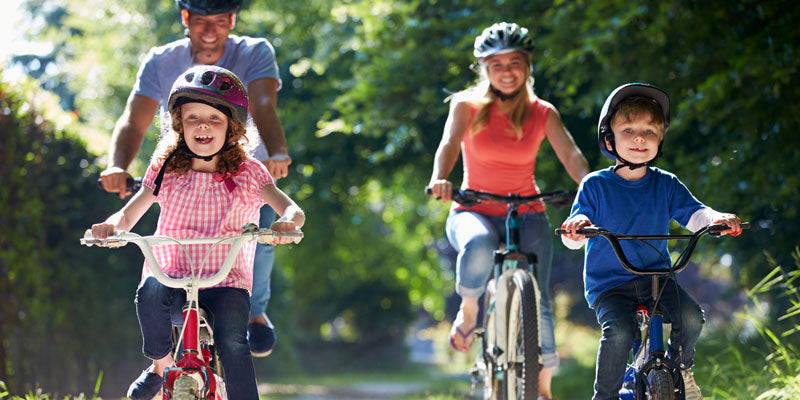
141;157;273;292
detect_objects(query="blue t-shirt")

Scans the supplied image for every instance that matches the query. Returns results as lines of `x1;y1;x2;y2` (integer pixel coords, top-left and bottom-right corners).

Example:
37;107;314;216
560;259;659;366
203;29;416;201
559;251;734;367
568;167;704;307
132;35;281;159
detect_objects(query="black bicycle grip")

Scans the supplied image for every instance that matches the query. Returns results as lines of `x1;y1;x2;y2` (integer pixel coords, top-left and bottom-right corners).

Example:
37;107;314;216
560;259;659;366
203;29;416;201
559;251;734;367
96;177;142;194
554;227;600;238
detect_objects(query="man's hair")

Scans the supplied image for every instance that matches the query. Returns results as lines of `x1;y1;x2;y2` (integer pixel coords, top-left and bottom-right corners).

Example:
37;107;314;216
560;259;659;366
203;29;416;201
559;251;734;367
611;96;665;130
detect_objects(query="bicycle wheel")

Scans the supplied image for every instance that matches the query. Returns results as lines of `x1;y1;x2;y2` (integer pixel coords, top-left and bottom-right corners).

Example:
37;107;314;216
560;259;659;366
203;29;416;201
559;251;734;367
172;374;200;400
482;279;505;400
505;269;539;399
648;368;675;400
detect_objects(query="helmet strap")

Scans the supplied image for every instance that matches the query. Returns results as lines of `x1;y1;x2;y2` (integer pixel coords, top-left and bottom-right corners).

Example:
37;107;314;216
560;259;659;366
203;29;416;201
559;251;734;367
489;84;522;102
152;141;230;196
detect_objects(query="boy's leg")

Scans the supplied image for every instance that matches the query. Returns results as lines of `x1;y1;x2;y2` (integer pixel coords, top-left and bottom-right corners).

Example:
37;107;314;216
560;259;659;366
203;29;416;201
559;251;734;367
658;279;705;369
249;205;277;356
202;287;259;400
592;285;638;400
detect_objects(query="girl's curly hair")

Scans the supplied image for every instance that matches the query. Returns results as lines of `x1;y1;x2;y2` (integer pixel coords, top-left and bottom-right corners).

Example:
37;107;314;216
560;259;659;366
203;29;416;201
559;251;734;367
151;106;250;175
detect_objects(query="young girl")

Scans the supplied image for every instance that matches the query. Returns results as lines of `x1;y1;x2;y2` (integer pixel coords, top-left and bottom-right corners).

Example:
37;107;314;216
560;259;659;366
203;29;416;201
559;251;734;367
89;65;305;400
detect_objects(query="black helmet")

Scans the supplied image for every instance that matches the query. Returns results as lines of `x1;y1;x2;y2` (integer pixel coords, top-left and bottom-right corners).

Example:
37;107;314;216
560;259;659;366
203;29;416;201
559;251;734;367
597;83;670;168
175;0;242;15
473;22;535;59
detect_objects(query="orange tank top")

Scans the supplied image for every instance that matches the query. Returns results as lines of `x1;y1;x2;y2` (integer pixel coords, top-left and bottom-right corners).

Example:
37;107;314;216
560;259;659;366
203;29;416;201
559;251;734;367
454;97;555;216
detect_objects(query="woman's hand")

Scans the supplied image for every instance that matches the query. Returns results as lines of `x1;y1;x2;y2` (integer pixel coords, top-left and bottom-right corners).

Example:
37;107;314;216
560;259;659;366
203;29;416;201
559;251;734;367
561;215;592;241
268;221;301;244
428;179;454;202
713;213;742;236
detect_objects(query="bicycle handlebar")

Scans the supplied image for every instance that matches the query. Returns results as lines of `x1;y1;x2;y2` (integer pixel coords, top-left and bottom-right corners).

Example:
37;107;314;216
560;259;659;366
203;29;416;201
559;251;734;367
425;187;575;208
554;222;749;276
96;177;142;194
80;224;303;289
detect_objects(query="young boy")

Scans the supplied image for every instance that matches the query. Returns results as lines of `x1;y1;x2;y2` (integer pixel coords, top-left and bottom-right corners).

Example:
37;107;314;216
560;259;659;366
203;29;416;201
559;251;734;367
559;83;742;400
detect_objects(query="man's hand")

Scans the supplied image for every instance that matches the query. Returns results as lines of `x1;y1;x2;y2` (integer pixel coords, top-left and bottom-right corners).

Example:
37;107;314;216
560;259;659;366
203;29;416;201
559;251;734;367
263;154;292;179
99;167;133;199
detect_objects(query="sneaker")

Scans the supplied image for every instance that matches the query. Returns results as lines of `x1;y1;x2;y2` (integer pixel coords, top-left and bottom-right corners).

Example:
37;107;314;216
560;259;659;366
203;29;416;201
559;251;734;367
126;365;162;400
247;315;276;357
681;369;704;400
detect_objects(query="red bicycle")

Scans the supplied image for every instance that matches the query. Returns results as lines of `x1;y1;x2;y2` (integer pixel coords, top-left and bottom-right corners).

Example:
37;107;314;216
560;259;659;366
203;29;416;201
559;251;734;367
81;223;302;399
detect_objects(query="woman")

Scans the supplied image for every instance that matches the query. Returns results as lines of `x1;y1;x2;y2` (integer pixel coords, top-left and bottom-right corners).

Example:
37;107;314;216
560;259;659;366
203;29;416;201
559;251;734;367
428;22;588;399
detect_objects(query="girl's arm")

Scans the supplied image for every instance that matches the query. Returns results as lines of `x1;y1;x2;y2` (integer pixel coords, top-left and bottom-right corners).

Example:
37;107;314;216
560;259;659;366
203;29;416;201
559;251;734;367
544;108;589;184
90;187;156;239
428;100;471;202
260;184;305;244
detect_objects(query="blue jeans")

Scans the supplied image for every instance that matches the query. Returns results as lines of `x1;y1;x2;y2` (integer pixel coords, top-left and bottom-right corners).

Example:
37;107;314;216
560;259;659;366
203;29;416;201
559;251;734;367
134;277;259;400
591;277;705;400
251;205;276;318
445;210;559;368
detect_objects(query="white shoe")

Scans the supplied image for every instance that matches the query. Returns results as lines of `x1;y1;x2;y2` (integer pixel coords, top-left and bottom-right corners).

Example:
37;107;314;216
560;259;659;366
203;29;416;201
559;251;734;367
681;369;704;400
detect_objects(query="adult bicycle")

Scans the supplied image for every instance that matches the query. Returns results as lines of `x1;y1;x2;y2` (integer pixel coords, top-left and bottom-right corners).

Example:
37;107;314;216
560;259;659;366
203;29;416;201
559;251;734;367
81;224;302;400
555;222;749;400
428;187;574;400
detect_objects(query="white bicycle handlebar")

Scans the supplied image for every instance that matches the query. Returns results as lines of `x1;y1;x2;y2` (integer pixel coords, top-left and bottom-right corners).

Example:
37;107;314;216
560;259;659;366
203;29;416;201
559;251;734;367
80;224;303;290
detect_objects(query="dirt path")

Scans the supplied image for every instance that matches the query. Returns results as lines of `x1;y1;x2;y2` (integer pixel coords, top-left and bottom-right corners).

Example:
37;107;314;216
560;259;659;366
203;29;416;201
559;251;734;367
258;381;427;399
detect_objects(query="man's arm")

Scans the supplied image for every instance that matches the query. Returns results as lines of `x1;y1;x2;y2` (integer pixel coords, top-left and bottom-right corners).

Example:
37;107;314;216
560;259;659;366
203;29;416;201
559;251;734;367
248;77;291;179
100;93;158;199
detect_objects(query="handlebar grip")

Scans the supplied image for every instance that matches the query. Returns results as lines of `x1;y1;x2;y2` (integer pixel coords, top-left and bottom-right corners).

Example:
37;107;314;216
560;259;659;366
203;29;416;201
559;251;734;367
554;227;599;238
97;177;142;194
424;187;433;195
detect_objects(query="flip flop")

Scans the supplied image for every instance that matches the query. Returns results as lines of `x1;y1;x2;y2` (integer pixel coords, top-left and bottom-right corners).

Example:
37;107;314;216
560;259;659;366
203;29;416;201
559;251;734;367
448;311;476;352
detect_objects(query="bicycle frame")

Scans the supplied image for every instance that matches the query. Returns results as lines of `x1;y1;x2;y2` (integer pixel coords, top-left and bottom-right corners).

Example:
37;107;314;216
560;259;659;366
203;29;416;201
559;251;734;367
556;223;748;400
81;224;301;399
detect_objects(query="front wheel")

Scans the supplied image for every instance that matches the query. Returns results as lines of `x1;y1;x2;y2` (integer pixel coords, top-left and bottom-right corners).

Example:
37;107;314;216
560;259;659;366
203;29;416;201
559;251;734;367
482;279;505;400
648;368;675;400
172;374;200;400
505;269;539;399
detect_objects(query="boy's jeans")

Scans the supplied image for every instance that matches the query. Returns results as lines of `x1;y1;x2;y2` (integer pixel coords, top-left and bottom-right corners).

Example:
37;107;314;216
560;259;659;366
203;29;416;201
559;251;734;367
135;277;259;400
251;205;276;319
591;277;705;400
445;210;559;368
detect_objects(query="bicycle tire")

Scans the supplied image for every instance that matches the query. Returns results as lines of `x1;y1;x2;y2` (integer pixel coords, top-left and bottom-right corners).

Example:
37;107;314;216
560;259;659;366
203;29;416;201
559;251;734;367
505;269;539;400
482;280;505;400
173;374;200;400
648;368;675;400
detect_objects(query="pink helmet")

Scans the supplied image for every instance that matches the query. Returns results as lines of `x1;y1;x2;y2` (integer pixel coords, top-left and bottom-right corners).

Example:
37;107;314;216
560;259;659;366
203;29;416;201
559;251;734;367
168;65;248;125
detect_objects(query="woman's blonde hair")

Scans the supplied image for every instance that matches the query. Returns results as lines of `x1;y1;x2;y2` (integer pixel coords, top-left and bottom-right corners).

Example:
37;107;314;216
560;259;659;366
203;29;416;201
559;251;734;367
151;106;250;175
455;55;535;140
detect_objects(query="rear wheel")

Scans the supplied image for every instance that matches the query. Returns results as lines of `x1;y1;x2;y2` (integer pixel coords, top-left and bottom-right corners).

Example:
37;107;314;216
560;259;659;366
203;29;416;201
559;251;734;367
505;270;539;399
648;368;675;400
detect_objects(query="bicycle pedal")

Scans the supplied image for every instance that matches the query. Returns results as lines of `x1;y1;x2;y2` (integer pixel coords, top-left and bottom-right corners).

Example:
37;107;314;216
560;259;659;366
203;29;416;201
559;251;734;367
469;367;484;388
475;328;485;338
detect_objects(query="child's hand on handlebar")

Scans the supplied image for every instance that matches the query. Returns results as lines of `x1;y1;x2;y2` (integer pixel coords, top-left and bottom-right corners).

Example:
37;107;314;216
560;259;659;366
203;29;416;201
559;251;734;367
561;215;593;241
268;221;300;244
90;223;116;240
712;213;742;236
427;179;454;202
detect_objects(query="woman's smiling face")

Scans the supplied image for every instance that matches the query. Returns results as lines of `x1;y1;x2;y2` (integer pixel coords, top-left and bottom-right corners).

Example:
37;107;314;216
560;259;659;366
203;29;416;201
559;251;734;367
180;102;229;157
484;51;529;95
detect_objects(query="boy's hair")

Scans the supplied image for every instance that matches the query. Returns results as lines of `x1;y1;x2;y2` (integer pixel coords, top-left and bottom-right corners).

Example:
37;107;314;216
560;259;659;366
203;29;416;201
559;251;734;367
151;106;249;175
610;96;666;132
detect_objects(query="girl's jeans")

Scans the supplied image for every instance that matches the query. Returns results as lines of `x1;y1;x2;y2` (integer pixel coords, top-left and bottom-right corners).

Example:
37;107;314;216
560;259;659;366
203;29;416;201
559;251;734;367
445;210;559;368
591;277;705;400
135;277;259;400
251;205;276;319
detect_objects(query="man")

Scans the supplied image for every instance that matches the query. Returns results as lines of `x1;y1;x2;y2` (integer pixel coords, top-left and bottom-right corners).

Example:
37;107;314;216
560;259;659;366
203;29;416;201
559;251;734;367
99;0;288;358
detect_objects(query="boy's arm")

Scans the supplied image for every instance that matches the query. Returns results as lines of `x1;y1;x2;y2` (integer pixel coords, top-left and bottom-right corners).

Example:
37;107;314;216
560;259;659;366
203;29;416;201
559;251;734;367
686;207;742;236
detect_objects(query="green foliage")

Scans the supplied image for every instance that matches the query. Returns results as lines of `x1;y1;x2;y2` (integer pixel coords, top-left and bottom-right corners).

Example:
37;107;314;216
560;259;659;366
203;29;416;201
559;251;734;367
0;70;152;395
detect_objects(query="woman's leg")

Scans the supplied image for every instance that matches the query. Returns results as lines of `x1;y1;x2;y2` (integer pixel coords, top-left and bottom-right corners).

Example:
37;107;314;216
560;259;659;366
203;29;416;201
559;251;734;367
201;287;258;400
445;211;498;350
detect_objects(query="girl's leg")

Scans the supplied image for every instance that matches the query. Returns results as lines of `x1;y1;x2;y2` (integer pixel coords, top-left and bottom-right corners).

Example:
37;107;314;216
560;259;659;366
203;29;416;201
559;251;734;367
445;211;498;350
201;287;258;400
520;212;558;397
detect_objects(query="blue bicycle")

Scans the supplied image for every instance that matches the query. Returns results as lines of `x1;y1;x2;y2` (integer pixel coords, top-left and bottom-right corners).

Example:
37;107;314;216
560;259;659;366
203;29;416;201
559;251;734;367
555;222;748;400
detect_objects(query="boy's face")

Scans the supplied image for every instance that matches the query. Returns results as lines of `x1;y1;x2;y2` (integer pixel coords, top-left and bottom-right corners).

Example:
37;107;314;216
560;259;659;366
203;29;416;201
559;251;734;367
607;112;664;166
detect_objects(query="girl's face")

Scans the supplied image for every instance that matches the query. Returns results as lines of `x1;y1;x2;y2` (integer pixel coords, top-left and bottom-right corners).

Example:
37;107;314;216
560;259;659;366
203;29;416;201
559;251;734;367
484;51;529;95
181;102;229;157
